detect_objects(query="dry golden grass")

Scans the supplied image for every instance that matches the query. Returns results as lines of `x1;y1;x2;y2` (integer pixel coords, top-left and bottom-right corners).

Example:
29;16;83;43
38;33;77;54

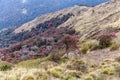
0;55;119;80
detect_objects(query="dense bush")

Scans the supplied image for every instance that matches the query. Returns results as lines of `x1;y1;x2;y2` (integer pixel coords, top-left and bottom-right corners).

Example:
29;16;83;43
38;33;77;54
0;64;12;71
97;32;116;48
9;43;22;51
62;35;80;56
0;26;79;63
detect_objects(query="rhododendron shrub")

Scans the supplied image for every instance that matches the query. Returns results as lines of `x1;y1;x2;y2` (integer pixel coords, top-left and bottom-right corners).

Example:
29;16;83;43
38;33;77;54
97;32;116;48
62;35;80;56
10;43;22;51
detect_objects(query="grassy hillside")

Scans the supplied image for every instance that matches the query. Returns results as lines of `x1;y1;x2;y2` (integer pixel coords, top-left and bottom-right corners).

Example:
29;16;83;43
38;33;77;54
1;0;120;80
0;31;120;80
0;0;109;29
1;52;120;80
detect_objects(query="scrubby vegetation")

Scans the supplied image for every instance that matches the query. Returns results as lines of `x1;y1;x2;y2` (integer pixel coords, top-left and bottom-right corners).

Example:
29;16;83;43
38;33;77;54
0;64;12;71
0;55;119;80
97;32;116;49
81;42;98;54
0;27;80;63
110;41;120;51
62;34;80;56
1;0;120;80
0;8;120;80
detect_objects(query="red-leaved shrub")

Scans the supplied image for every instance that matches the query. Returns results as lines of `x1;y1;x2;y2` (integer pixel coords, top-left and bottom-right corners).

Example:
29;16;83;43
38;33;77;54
97;32;116;48
9;43;22;52
62;35;80;56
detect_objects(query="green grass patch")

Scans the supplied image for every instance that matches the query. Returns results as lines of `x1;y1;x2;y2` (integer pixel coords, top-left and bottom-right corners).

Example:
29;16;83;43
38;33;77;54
101;67;115;75
81;42;98;54
17;56;51;68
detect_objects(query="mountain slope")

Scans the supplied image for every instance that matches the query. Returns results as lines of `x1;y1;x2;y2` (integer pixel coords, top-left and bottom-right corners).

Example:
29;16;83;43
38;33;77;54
14;5;89;33
0;0;109;29
0;5;89;48
1;1;120;80
0;0;119;62
14;0;120;39
0;0;119;48
74;0;120;39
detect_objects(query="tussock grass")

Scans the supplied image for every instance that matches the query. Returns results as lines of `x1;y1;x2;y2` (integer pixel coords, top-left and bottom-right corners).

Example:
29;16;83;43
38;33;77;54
17;56;51;68
0;55;120;80
110;41;120;51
